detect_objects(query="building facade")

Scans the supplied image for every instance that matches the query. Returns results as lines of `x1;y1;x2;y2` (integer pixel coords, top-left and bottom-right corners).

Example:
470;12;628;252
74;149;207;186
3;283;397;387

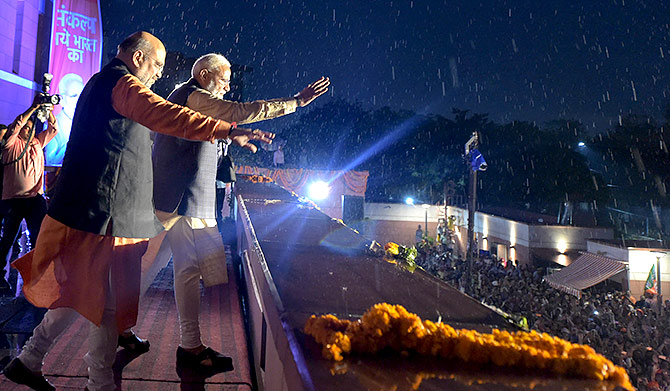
0;0;51;125
587;240;670;298
360;203;614;266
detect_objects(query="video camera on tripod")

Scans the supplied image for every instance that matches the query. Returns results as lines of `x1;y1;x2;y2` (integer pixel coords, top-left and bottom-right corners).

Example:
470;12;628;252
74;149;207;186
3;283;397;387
35;73;61;123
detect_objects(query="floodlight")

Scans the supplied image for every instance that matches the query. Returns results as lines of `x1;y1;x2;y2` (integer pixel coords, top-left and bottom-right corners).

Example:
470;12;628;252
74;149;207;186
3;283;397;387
308;181;330;201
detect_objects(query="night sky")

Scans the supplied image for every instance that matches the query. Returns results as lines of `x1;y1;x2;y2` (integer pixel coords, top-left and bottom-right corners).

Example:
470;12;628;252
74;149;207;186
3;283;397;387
101;0;670;132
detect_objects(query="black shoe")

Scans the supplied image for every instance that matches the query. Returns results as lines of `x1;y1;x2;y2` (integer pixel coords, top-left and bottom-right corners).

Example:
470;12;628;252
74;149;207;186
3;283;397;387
2;357;55;391
118;333;150;354
176;346;234;374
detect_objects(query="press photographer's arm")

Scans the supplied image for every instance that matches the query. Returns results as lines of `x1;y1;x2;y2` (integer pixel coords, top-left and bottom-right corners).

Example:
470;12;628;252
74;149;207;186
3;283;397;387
3;101;42;142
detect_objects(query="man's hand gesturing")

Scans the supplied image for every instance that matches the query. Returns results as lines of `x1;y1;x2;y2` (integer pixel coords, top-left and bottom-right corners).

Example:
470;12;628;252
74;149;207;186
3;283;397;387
294;77;330;107
229;127;275;153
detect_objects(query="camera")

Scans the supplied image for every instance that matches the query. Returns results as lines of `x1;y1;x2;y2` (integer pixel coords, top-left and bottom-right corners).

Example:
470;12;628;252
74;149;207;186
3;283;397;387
35;73;61;123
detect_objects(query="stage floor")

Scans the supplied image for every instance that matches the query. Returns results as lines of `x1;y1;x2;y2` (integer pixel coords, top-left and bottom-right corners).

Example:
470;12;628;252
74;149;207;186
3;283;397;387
0;260;252;390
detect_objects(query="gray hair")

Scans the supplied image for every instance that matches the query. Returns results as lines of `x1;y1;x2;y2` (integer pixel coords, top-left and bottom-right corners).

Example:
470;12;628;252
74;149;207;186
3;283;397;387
192;53;231;78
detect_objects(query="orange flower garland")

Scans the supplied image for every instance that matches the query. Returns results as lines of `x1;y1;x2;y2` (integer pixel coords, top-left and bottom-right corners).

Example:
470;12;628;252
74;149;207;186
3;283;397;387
304;303;633;390
248;174;273;183
384;242;400;255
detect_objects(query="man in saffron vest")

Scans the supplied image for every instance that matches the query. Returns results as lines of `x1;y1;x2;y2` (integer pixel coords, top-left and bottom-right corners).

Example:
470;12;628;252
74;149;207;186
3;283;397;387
151;53;328;373
3;32;273;391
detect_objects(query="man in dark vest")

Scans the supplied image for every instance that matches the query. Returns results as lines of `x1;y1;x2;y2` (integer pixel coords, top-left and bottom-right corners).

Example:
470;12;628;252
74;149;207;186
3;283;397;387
151;53;328;374
3;32;273;391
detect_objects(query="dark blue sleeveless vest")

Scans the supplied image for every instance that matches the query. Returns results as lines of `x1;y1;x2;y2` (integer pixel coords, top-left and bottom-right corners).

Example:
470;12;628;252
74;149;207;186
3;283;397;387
152;78;218;219
48;58;164;238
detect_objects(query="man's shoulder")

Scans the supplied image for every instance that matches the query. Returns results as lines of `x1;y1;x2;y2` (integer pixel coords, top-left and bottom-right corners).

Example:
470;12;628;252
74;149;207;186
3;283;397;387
78;59;129;100
167;79;203;103
104;58;131;76
187;87;219;102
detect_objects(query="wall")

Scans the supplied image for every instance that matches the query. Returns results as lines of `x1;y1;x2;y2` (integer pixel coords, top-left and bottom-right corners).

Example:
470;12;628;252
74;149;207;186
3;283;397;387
476;210;530;248
448;205;612;265
364;203;441;225
312;176;344;220
352;219;421;248
527;225;614;253
585;241;670;297
364;203;614;266
361;203;442;246
629;280;670;300
0;0;44;125
628;249;670;298
586;241;630;262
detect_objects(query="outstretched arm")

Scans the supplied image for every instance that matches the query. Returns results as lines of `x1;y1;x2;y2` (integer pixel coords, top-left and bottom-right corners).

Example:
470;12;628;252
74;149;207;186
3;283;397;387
112;74;231;142
294;76;330;107
186;76;331;125
112;74;274;151
187;91;299;125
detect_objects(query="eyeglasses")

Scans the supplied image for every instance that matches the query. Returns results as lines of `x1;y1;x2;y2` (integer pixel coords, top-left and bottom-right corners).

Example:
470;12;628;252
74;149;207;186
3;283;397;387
141;51;164;73
213;75;230;87
208;69;230;87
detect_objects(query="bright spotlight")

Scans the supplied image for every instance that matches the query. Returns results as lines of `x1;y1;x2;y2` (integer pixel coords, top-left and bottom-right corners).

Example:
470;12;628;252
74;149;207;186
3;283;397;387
556;240;568;254
405;197;414;205
308;181;330;201
578;141;585;147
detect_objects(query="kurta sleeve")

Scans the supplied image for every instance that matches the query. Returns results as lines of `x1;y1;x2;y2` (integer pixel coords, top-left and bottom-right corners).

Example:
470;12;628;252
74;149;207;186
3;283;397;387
2;126;20;151
36;121;58;147
186;88;298;125
111;74;232;142
3;111;32;149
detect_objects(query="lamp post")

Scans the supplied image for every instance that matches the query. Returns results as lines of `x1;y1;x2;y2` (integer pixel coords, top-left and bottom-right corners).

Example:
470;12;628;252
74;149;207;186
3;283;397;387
464;132;480;263
467;168;477;259
657;254;664;314
464;132;478;292
463;131;488;292
422;204;430;238
651;251;666;314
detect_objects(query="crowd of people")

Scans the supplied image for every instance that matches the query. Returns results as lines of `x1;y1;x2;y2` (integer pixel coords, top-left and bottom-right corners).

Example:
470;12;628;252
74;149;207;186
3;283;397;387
415;245;670;391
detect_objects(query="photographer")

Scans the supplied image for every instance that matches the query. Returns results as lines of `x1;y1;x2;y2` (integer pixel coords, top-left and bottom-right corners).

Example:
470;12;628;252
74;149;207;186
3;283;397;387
0;101;57;290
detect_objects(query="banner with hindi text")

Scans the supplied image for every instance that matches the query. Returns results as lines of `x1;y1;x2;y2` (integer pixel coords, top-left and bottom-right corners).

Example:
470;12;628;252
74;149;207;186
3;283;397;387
46;0;102;166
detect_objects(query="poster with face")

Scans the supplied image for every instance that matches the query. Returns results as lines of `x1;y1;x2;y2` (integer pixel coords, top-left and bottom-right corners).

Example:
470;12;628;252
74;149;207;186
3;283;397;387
45;0;102;166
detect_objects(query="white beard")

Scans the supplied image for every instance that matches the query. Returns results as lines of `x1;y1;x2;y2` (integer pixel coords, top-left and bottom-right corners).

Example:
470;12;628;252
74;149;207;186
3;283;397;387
206;80;224;99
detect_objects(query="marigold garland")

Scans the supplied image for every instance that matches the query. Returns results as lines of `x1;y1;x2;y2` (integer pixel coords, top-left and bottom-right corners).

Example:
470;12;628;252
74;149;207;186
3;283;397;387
304;303;633;390
383;242;418;272
247;174;273;183
384;242;400;255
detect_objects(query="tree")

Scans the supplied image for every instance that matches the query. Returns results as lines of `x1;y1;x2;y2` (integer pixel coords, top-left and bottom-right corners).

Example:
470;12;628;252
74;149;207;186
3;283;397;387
234;100;610;219
591;114;670;208
477;120;606;213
